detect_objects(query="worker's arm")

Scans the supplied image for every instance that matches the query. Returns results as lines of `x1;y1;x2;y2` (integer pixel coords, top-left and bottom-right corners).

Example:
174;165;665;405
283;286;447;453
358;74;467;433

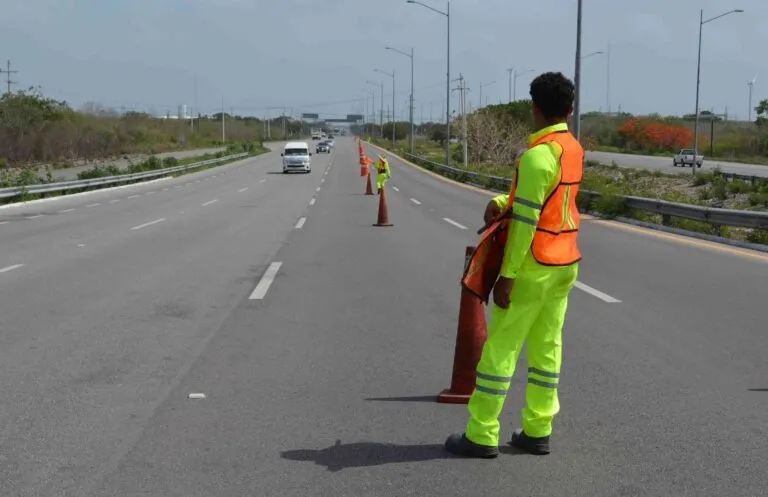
499;143;560;279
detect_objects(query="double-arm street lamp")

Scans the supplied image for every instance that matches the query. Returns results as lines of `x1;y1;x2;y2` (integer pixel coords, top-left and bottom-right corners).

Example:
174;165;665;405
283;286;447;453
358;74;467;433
374;68;396;150
386;46;415;153
692;8;744;175
406;0;451;166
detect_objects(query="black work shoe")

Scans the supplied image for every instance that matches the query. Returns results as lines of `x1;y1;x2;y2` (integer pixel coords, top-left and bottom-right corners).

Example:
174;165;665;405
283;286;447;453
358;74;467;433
508;429;550;455
444;433;499;458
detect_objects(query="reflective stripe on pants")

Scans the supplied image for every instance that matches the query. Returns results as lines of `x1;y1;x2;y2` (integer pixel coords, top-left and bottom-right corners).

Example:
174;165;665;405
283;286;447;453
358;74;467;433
465;253;578;446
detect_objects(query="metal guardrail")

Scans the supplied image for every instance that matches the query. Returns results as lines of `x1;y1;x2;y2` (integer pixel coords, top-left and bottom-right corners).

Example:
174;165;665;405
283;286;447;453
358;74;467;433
402;152;768;232
0;152;249;200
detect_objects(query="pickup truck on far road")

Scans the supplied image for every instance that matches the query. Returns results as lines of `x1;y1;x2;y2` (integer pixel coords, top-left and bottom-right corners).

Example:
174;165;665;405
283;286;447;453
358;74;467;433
672;148;703;168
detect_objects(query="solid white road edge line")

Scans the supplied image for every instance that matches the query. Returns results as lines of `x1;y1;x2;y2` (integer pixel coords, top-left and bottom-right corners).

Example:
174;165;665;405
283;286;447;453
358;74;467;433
249;262;283;300
0;264;24;273
59;208;76;213
128;195;140;199
202;199;218;207
130;218;166;231
443;217;468;229
86;203;101;208
295;217;306;229
574;281;622;303
410;198;421;205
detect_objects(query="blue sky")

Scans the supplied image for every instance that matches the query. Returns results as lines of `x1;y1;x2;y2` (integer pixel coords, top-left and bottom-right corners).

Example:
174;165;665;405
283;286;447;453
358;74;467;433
0;0;763;121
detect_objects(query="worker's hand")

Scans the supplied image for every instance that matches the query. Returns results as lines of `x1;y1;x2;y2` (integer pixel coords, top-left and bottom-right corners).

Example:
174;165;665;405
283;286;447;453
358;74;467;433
484;200;501;226
493;276;514;309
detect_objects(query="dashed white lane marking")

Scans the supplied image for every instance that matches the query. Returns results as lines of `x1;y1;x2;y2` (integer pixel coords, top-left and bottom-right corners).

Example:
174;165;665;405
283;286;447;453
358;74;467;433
130;218;166;231
26;215;42;219
0;264;24;274
410;198;421;205
163;188;169;191
128;194;140;199
260;178;267;183
238;188;248;193
574;282;622;303
202;199;218;207
86;203;101;208
443;217;468;230
249;261;283;300
188;393;206;399
392;186;399;191
146;191;156;195
321;179;325;183
316;187;321;192
110;199;120;204
295;217;307;229
309;198;316;206
59;208;76;213
195;180;201;183
0;221;7;225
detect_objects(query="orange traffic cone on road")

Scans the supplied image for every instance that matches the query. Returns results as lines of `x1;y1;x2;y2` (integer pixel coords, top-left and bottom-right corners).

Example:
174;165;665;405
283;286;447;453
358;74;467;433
437;246;488;404
365;170;374;195
373;184;393;227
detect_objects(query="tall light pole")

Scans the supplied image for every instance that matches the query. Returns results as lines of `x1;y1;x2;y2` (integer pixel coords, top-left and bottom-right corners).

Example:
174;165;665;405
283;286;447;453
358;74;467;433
513;69;534;101
375;68;396;150
573;0;583;140
506;68;514;102
407;0;450;167
479;80;496;108
386;46;415;154
606;41;612;115
748;75;757;122
366;80;384;137
692;8;744;176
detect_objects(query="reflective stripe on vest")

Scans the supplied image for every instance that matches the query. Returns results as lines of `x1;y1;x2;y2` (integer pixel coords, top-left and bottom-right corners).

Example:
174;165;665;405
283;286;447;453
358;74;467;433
529;130;583;266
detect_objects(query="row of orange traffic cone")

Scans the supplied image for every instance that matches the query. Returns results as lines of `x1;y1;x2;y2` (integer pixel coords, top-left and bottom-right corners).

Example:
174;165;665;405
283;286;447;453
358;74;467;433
356;135;484;404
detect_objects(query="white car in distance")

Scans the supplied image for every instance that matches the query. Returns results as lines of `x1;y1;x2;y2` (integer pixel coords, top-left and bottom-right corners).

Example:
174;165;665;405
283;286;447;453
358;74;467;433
281;141;312;174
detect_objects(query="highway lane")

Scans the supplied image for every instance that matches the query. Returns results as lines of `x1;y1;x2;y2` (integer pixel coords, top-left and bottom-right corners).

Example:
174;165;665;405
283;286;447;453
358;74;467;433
0;141;334;496
50;137;764;496
2;136;767;495
587;149;768;177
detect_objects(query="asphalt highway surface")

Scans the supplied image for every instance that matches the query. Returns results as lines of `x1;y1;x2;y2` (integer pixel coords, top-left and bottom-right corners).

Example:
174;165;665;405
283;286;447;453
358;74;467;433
1;137;766;496
587;150;768;177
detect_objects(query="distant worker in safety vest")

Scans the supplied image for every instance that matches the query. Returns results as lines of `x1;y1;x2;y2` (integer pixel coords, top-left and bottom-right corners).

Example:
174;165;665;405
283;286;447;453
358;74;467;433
445;71;584;458
375;154;391;194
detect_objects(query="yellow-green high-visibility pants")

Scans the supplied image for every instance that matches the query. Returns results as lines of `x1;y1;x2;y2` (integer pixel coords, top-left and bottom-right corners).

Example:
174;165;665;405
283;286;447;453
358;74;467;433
376;172;389;190
464;253;579;447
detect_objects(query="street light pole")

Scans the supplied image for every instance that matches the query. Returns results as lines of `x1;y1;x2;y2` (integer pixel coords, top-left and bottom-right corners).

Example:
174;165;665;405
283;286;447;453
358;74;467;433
692;8;744;176
479;81;495;109
573;0;583;140
386;46;415;154
367;79;384;138
375;68;396;150
506;68;513;102
407;0;450;166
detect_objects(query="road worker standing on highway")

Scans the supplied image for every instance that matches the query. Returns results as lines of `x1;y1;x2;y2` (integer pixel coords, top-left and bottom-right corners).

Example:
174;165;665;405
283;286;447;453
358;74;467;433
375;154;391;194
445;71;584;458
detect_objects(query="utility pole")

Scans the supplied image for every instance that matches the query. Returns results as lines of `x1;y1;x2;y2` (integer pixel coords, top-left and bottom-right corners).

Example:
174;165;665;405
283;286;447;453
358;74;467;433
453;74;468;168
0;59;18;95
221;97;226;143
506;68;513;102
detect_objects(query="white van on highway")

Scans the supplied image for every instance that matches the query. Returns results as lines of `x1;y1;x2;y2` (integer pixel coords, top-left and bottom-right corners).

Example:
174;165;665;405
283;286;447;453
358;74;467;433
281;141;312;174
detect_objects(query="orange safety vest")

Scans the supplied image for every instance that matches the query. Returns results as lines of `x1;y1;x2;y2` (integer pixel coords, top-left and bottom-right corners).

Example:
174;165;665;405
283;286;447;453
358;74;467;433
461;128;583;302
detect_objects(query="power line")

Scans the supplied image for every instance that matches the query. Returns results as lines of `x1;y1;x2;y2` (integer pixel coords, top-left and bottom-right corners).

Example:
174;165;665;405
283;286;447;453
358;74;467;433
0;59;18;95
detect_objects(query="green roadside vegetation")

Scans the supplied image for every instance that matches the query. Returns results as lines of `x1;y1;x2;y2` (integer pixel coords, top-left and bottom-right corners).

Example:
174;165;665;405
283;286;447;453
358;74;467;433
366;134;768;246
0;87;304;170
0;140;269;204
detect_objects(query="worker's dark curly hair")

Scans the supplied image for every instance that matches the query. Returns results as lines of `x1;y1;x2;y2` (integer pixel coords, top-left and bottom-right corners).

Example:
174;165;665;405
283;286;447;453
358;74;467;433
529;72;575;120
